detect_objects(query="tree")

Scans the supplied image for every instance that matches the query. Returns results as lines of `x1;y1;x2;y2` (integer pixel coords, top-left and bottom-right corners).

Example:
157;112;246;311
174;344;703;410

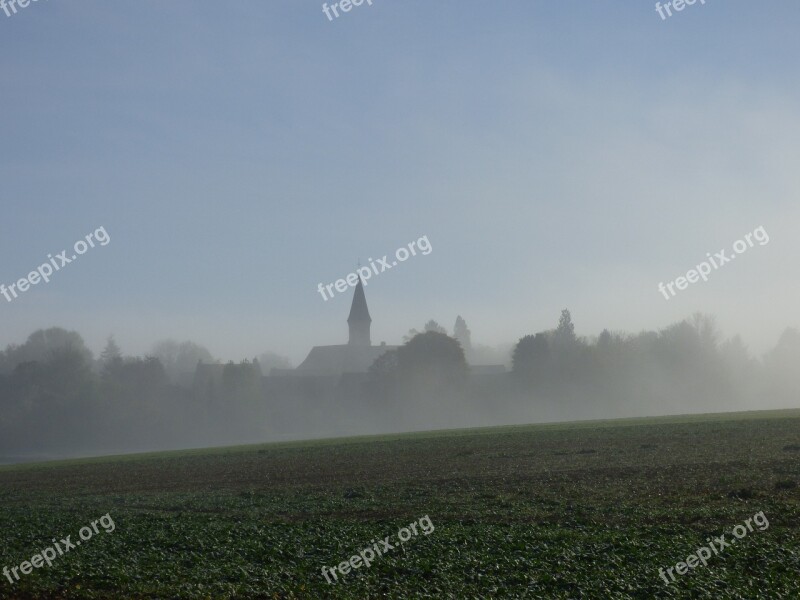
690;313;719;352
397;331;469;395
720;335;756;398
369;349;399;380
220;359;264;433
0;328;93;374
764;328;800;378
424;320;447;334
720;335;751;368
100;336;122;367
367;349;400;400
554;309;576;347
222;360;261;396
657;320;706;364
258;351;292;374
403;319;447;342
512;333;550;380
152;340;214;385
594;329;624;373
4;344;98;452
453;316;472;352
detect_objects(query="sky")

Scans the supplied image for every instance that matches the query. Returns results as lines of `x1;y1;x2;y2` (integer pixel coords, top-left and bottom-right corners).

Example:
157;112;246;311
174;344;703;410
1;0;798;365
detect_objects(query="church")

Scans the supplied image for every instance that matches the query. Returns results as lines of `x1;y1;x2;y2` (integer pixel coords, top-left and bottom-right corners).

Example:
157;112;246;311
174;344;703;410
286;277;397;377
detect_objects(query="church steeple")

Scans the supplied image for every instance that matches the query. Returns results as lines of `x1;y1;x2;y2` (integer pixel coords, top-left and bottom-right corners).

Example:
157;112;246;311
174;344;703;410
347;276;372;346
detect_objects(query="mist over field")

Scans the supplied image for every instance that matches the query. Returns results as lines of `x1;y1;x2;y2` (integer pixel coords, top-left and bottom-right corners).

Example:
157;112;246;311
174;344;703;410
1;308;799;463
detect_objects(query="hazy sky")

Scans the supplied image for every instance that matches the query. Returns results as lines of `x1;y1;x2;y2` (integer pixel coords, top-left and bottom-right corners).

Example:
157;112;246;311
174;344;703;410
1;1;798;364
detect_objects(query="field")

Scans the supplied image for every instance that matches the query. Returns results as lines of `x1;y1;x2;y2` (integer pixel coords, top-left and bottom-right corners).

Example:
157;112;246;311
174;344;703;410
1;410;800;599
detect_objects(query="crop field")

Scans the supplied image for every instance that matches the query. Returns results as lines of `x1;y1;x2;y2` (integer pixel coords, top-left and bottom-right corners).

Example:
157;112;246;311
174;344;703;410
1;409;800;599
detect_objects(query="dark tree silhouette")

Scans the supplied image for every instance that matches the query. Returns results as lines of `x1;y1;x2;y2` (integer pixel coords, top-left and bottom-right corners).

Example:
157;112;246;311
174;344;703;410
397;331;468;394
512;333;550;380
403;319;447;342
554;309;576;347
0;328;93;375
367;348;400;400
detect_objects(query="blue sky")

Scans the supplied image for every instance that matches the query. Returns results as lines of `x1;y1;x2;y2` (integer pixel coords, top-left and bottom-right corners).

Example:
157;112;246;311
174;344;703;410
1;0;798;363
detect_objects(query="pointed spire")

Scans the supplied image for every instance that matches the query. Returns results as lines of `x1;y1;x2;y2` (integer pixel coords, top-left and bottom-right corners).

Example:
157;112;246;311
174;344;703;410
347;277;371;345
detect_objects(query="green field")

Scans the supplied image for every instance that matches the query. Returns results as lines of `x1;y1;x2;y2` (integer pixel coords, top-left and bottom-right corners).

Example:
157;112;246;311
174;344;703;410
1;410;799;599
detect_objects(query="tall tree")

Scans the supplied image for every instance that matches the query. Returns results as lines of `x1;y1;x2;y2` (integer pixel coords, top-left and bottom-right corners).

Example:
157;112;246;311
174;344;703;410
100;336;122;366
453;316;472;352
554;309;576;346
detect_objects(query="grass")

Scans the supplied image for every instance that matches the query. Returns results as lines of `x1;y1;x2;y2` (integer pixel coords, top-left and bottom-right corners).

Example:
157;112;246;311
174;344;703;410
1;409;799;598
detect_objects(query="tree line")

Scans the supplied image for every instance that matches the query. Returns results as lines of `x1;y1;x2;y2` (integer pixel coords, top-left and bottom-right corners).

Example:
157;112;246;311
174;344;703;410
1;312;798;458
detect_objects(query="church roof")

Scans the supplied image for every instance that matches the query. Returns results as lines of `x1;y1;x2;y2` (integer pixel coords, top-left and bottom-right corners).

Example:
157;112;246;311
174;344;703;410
295;344;396;376
347;277;371;323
